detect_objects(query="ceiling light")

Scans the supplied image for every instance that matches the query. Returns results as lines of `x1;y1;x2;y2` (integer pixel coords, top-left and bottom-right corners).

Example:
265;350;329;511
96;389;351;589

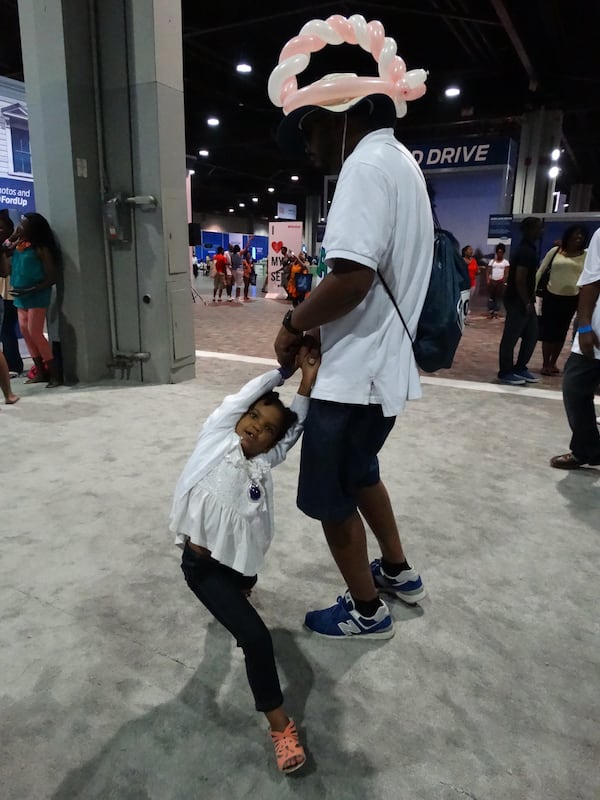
268;187;275;193
198;149;209;157
291;175;299;181
236;63;252;74
252;197;258;203
207;117;220;127
551;148;561;161
228;208;234;213
548;166;560;179
444;87;461;98
188;169;195;175
238;202;245;208
274;215;279;219
320;217;325;222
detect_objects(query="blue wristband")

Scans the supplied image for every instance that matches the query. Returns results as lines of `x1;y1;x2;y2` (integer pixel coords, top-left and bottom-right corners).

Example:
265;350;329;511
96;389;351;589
578;325;593;335
278;365;293;380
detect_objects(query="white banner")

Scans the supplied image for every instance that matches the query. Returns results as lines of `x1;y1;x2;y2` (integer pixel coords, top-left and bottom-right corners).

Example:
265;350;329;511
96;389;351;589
266;220;303;299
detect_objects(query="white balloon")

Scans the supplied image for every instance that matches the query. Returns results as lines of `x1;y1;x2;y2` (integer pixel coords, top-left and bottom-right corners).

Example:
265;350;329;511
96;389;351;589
405;68;428;89
300;19;343;44
268;54;310;105
348;14;370;51
378;37;398;79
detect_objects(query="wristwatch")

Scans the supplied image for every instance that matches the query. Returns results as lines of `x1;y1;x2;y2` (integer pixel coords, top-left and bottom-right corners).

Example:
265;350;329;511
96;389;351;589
282;309;303;337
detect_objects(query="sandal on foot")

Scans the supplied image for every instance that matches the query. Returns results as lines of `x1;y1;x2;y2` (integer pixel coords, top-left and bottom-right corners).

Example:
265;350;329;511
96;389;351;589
550;452;583;470
270;719;306;774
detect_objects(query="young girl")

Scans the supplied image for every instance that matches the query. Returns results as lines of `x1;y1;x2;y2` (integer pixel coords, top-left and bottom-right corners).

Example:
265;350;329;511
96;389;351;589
170;355;319;774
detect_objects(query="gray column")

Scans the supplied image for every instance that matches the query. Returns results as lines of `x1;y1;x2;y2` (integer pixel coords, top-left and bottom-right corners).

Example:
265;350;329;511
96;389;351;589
17;0;195;384
512;109;563;215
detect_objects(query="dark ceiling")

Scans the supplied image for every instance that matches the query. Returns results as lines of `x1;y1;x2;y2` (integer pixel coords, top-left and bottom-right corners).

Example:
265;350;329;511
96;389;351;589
2;0;600;219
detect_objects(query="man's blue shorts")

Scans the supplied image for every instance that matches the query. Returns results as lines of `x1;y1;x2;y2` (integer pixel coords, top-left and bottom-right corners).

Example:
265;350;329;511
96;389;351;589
297;399;396;522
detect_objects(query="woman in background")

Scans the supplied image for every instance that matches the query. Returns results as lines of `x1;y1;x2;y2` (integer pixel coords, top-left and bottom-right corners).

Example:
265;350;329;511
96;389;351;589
0;212;61;387
486;243;509;319
536;225;587;375
462;245;479;323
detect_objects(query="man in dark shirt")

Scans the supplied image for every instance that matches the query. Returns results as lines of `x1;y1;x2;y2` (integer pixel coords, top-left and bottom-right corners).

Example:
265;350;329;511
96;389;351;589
498;217;544;385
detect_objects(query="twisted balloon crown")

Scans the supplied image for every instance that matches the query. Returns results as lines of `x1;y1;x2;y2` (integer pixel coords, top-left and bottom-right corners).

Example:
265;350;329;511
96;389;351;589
268;14;428;119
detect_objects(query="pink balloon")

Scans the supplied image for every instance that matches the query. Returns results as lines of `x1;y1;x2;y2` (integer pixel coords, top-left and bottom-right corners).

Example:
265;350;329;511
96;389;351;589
327;14;356;44
281;77;297;103
284;76;395;115
389;58;406;83
270;15;427;117
368;21;385;61
279;34;326;62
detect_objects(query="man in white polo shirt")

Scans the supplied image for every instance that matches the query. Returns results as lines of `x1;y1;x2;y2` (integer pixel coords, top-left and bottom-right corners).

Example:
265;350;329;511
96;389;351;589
550;227;600;469
274;93;433;639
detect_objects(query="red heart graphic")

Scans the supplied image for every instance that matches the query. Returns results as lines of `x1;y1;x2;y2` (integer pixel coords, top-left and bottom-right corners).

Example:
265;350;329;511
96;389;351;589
271;241;283;253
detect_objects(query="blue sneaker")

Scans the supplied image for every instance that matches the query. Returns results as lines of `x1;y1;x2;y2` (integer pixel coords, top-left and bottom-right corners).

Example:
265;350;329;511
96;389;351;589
514;368;539;383
370;559;427;604
304;591;394;639
497;372;526;386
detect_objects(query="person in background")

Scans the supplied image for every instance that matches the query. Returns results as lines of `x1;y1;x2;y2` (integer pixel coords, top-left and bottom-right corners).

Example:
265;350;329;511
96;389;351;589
212;245;227;302
497;217;543;386
536;225;587;376
550;227;600;469
0;349;19;407
486;243;509;319
0;211;24;377
0;212;61;388
287;253;310;308
462;245;479;324
242;249;253;301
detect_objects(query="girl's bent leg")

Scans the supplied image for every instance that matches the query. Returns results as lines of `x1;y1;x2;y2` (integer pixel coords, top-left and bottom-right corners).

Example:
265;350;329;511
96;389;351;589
25;307;53;363
181;547;283;713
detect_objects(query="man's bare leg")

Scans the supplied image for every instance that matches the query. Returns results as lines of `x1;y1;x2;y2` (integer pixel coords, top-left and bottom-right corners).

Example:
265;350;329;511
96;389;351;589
322;511;378;602
356;480;406;563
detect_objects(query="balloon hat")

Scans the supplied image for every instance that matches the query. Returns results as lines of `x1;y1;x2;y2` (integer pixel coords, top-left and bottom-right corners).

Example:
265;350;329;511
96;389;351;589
269;13;428;154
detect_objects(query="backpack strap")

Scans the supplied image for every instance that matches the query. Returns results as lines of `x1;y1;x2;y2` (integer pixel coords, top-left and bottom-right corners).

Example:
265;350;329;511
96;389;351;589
377;269;414;345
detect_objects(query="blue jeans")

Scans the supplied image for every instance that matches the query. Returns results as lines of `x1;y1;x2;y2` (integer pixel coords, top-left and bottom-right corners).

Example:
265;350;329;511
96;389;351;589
180;542;283;712
562;353;600;464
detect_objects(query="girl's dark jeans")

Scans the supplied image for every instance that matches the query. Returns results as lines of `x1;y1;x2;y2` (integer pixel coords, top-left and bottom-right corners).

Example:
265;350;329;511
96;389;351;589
181;542;283;712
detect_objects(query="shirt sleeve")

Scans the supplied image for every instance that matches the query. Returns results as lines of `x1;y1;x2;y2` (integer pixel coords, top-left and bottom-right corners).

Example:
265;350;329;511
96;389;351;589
577;231;600;287
264;393;310;468
323;160;394;270
202;369;283;435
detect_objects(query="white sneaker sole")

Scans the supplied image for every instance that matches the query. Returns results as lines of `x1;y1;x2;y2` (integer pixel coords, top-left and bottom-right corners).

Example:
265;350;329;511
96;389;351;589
376;585;427;605
303;623;395;640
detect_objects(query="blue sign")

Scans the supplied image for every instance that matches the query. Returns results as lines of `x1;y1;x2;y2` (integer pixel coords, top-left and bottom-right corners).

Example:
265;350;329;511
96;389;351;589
0;177;35;213
410;139;512;171
488;214;513;239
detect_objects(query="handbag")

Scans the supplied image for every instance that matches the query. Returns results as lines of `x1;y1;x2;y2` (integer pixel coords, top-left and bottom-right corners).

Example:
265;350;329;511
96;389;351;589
295;272;312;294
536;247;559;297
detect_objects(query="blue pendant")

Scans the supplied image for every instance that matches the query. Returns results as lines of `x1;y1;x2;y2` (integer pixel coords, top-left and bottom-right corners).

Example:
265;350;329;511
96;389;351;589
248;482;261;502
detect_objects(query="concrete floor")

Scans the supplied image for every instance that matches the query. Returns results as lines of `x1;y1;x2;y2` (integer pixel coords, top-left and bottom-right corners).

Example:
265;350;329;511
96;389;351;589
1;352;599;799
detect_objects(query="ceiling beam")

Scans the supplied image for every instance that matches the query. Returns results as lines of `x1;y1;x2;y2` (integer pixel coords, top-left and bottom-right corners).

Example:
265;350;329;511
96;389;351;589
489;0;538;90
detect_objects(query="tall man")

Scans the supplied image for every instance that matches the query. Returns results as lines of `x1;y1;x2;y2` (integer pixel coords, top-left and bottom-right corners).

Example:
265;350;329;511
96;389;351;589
497;216;544;385
550;227;600;469
273;93;433;639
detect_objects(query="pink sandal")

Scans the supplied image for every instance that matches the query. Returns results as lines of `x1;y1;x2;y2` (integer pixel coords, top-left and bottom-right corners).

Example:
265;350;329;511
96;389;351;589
270;719;306;774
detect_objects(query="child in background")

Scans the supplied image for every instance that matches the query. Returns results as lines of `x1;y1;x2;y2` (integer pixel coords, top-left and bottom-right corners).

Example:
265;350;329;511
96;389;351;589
170;352;319;774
